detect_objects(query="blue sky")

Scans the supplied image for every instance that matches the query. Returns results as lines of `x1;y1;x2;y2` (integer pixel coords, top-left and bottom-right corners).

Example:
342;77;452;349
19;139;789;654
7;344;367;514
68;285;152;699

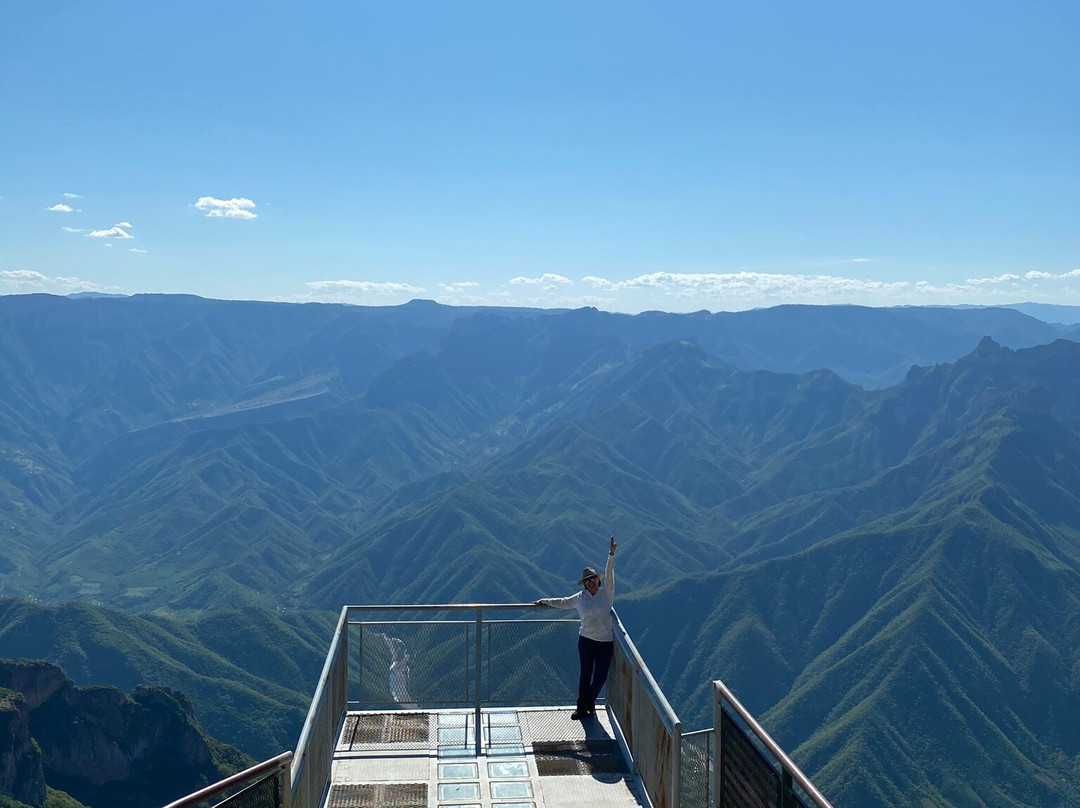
1;1;1077;312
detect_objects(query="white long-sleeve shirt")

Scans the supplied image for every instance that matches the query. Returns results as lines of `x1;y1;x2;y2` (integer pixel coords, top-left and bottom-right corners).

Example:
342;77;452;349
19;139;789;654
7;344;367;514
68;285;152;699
539;553;615;642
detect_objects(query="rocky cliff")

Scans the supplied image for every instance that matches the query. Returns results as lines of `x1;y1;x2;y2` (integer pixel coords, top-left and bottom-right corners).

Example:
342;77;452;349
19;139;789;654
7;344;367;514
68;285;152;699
0;687;46;806
0;659;249;808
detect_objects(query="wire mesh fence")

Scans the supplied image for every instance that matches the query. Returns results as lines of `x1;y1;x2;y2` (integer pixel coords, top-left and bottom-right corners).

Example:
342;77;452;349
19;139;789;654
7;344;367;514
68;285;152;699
347;608;580;712
212;774;282;808
352;620;474;708
162;753;292;808
484;618;580;706
680;729;712;808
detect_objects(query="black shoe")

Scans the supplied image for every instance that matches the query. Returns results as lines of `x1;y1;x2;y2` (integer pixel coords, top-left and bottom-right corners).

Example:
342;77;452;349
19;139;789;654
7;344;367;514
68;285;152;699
570;710;583;720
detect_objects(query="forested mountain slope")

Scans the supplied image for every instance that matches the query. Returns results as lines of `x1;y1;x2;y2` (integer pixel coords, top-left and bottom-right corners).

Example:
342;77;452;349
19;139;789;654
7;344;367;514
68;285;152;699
0;599;333;760
2;294;1080;808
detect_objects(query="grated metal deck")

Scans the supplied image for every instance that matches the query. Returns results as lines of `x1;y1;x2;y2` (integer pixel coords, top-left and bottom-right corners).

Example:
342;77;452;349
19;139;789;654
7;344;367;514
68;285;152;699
532;740;629;777
343;713;430;747
326;783;427;808
328;707;646;808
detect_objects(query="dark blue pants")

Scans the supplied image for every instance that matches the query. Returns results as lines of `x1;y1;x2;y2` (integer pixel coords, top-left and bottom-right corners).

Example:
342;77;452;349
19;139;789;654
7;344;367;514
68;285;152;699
577;636;614;713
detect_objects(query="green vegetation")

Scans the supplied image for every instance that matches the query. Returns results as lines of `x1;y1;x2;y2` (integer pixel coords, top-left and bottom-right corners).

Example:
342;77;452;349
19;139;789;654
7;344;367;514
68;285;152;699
3;295;1080;807
0;789;91;808
0;658;250;808
0;601;334;760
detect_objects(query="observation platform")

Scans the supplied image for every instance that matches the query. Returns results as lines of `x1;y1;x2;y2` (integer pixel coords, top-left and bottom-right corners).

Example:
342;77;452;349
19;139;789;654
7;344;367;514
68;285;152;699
165;603;833;808
327;707;645;808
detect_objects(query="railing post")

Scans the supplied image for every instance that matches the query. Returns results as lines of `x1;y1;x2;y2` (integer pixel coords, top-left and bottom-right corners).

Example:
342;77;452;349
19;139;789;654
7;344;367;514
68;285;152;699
781;769;794;808
464;622;470;703
672;719;682;808
630;665;641;775
279;761;292;808
339;613;348;740
474;606;483;756
712;685;723;808
707;729;714;808
339;613;347;721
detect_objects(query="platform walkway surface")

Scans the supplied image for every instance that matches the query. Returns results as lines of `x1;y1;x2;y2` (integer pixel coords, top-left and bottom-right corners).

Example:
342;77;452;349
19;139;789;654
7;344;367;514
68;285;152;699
325;707;648;808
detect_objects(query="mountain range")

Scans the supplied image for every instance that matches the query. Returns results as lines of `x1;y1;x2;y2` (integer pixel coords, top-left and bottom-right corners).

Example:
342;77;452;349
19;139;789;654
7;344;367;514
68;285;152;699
2;293;1080;808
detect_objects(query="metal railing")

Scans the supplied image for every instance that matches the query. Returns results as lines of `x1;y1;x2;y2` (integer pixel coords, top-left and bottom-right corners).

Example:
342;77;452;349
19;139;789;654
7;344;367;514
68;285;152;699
287;603;681;808
347;606;581;712
713;680;835;808
607;614;683;808
290;608;347;808
161;752;292;808
283;605;834;808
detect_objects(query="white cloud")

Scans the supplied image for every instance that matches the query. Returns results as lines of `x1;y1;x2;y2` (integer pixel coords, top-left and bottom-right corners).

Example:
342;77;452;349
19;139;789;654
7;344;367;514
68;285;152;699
47;203;77;213
581;275;616;290
195;196;257;219
61;227;86;233
129;248;148;254
291;264;1080;314
0;269;101;294
62;192;83;199
510;273;572;286
962;268;1080;286
309;280;425;294
965;273;1021;286
115;221;133;228
582;271;919;305
571;266;1080;312
594;271;898;296
304;279;426;304
0;270;49;284
86;226;133;239
438;281;480;294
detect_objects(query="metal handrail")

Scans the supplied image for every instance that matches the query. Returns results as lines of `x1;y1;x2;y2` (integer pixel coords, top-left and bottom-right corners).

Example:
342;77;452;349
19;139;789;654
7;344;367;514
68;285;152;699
292;606;346;769
609;611;682;808
713;680;835;808
161;752;292;808
613;612;680;731
682;728;712;739
346;602;543;612
291;606;348;807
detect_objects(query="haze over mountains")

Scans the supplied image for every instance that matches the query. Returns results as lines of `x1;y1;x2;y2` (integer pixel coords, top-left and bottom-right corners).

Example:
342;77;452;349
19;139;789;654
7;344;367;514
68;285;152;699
2;293;1080;808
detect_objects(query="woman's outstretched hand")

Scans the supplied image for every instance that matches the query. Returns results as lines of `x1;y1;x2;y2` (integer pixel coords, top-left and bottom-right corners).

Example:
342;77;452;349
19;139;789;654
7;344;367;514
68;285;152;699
609;536;617;555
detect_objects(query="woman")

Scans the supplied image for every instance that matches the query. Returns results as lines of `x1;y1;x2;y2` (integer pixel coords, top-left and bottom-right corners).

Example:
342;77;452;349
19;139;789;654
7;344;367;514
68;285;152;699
534;536;617;720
